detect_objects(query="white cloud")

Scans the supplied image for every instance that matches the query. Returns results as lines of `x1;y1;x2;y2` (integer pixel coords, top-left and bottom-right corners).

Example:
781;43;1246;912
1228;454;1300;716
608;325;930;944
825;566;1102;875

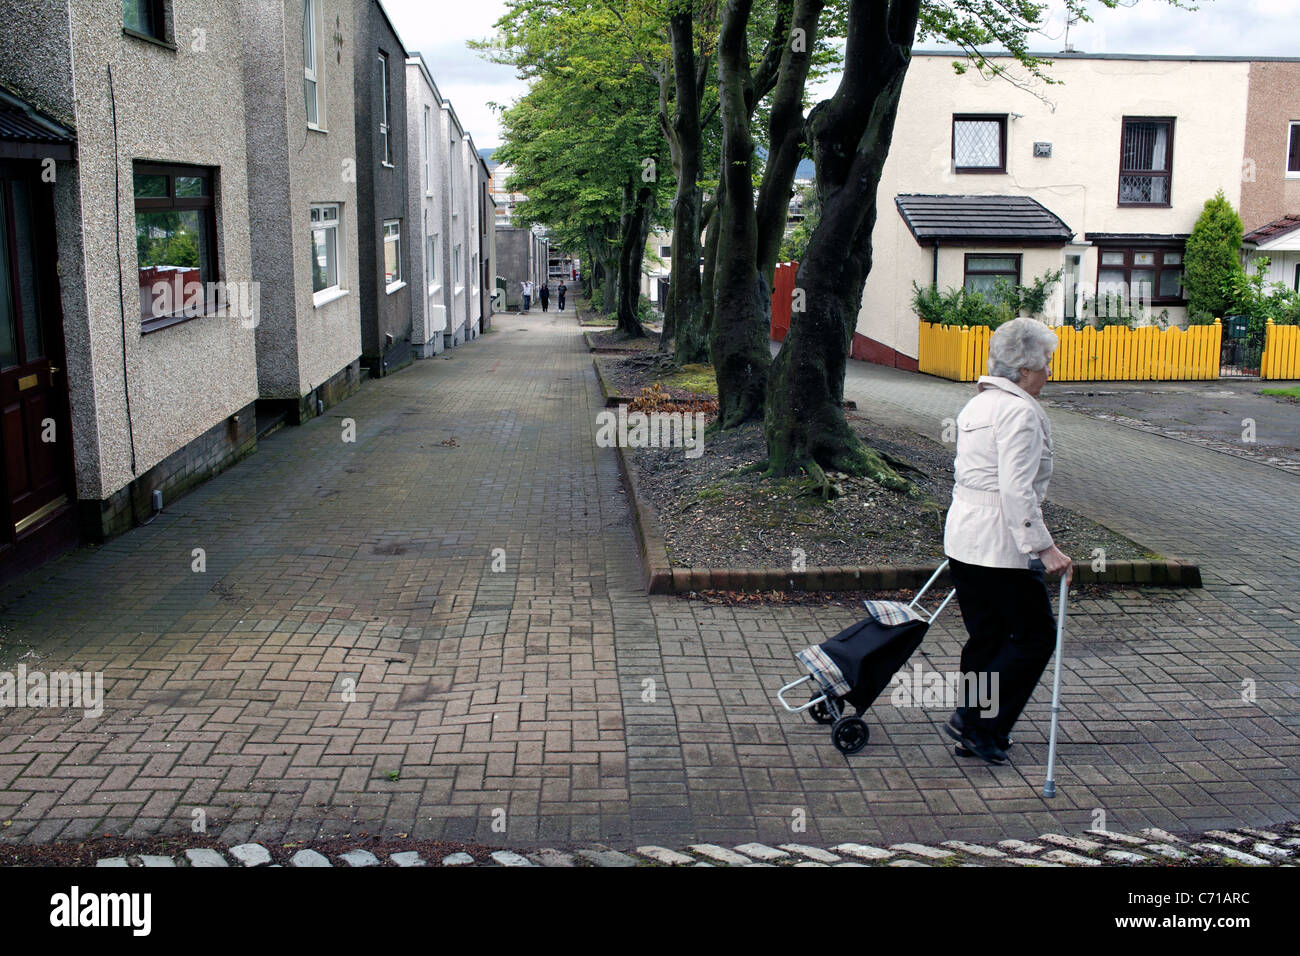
382;0;1300;147
382;0;527;147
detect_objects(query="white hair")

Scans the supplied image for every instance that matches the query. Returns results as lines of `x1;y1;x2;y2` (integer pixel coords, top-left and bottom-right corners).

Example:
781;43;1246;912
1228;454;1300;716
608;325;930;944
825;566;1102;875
988;318;1058;382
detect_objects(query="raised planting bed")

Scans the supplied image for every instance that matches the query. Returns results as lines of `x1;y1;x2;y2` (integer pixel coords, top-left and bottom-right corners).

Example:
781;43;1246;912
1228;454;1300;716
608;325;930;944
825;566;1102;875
593;352;717;405
613;411;1200;593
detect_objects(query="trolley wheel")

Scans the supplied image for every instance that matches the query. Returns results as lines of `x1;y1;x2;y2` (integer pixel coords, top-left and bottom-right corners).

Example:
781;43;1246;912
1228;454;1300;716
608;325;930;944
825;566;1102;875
831;716;870;755
808;695;836;725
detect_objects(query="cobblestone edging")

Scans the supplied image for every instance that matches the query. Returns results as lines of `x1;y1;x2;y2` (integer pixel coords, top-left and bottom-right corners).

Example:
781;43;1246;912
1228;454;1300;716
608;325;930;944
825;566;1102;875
81;824;1300;868
611;438;1202;594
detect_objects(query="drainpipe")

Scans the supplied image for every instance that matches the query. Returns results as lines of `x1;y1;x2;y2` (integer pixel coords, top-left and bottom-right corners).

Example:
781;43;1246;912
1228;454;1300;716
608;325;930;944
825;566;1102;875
932;242;939;288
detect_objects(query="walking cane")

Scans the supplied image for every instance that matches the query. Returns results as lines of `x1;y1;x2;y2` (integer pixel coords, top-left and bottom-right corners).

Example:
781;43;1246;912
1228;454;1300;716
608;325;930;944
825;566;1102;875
1041;574;1069;799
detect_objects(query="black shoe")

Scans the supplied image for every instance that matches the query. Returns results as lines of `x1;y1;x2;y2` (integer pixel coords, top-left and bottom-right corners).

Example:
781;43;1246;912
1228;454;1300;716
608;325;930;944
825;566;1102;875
943;717;1007;765
955;733;1012;757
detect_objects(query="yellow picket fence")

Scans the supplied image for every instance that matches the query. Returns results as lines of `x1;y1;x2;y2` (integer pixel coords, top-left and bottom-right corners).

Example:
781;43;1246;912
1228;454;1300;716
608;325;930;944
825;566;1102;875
1262;320;1300;380
918;320;1223;382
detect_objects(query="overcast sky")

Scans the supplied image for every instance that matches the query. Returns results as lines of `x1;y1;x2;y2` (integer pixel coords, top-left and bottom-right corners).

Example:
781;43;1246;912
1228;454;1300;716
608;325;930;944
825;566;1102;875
383;0;1300;149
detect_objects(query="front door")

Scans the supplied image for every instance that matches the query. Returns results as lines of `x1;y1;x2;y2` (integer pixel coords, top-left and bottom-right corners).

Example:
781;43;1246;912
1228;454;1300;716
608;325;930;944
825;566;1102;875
0;164;75;553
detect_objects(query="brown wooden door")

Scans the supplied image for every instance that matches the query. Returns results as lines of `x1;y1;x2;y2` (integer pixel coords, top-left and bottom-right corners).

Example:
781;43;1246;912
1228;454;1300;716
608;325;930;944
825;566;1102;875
0;167;74;546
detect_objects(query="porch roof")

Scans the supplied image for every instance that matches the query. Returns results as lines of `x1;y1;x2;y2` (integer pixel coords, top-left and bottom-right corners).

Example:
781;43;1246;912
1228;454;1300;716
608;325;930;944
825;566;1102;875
0;87;75;160
895;194;1074;245
1244;215;1300;250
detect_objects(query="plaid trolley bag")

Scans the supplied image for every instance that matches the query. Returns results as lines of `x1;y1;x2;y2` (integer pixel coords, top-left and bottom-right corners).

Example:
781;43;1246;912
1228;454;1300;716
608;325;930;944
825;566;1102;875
776;563;955;755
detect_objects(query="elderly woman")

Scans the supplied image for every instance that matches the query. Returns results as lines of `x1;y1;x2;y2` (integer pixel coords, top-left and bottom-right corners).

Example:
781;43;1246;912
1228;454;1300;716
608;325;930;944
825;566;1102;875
942;318;1072;764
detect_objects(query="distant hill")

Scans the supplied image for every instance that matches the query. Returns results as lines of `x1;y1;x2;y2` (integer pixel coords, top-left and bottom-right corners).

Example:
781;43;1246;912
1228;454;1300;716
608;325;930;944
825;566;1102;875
479;146;497;167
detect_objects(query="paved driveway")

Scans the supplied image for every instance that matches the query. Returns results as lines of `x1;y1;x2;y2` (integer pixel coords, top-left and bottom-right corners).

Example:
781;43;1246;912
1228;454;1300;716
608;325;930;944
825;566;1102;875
0;319;1296;850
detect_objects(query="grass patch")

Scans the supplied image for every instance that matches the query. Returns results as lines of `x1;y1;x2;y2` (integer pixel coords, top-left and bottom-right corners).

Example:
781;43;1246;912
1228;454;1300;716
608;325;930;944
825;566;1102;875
1261;385;1300;401
661;363;718;396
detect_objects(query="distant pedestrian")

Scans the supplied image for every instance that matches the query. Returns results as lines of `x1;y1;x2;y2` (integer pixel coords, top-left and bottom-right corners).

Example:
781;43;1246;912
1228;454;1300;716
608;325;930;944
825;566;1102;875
521;279;532;312
539;283;550;311
558;281;567;311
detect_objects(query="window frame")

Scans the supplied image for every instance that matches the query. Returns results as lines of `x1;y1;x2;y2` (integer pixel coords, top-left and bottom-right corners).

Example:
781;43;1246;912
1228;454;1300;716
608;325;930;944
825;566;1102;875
1094;243;1186;308
303;0;323;130
310;203;345;307
426;229;440;295
1288;120;1300;178
963;253;1022;294
453;242;462;292
133;161;219;334
383;219;403;292
378;52;393;168
952;114;1008;175
1117;116;1175;208
423;107;432;196
123;0;169;45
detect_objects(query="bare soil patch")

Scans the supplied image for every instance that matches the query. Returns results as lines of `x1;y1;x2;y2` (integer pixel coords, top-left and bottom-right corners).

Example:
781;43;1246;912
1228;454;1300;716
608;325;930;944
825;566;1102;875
632;416;1155;571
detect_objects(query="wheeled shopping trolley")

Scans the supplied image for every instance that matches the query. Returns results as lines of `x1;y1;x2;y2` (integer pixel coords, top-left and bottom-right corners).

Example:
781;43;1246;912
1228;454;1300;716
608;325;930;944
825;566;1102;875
776;562;956;755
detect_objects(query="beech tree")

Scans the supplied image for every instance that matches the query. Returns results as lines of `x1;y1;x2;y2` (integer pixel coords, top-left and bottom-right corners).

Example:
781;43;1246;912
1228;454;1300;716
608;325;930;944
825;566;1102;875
740;0;1187;493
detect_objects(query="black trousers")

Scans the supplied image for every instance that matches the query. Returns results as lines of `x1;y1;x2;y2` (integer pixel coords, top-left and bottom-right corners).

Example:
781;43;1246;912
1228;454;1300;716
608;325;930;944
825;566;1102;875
947;556;1057;737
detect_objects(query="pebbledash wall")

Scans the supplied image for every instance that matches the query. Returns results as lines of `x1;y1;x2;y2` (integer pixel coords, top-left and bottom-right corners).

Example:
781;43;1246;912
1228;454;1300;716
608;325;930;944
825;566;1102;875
405;53;450;356
0;0;259;539
241;0;363;423
853;53;1300;368
353;0;412;377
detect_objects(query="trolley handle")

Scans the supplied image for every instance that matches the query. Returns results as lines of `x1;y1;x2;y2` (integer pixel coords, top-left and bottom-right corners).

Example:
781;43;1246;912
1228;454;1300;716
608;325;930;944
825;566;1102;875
906;559;956;624
776;674;826;714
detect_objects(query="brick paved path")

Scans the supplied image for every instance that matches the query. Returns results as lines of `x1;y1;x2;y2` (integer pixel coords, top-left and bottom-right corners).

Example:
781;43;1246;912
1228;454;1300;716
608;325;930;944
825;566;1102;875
0;317;1296;850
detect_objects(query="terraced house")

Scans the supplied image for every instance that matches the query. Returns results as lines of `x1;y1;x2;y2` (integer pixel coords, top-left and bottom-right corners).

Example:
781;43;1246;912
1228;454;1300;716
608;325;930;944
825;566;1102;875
352;0;411;377
0;0;259;580
241;0;364;426
0;0;497;580
854;53;1300;371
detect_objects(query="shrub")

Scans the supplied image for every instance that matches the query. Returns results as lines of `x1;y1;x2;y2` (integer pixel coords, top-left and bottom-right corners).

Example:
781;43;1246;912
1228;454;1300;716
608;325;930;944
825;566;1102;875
1224;256;1300;347
1184;191;1244;319
911;269;1061;330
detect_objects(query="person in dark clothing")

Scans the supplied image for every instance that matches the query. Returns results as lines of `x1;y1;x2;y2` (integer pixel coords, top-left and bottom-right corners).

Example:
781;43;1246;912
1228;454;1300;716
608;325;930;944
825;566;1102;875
557;281;567;311
539;283;550;311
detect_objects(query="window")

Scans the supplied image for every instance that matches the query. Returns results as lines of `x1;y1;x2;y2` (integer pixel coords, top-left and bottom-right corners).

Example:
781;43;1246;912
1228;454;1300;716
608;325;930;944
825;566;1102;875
963;254;1020;295
310;204;342;302
426;230;439;292
1119;117;1174;205
449;137;458;214
133;162;218;332
123;0;165;41
423;107;432;194
383;220;402;289
1288;121;1300;177
660;245;672;258
453;243;462;288
1096;245;1184;307
378;53;392;166
472;253;479;292
304;0;320;127
952;115;1007;173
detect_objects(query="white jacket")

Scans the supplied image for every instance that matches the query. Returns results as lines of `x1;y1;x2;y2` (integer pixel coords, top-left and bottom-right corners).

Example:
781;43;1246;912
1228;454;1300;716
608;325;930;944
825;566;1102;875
943;375;1055;569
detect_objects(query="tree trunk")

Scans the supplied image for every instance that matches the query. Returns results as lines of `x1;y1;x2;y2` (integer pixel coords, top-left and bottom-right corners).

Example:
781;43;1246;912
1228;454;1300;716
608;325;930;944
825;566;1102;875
763;0;922;495
617;184;653;337
699;188;722;356
664;8;709;365
709;0;770;429
755;0;823;284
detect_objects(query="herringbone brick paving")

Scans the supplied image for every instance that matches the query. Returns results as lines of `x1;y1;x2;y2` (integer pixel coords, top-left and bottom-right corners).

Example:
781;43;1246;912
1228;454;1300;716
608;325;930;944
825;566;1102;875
0;313;1296;849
